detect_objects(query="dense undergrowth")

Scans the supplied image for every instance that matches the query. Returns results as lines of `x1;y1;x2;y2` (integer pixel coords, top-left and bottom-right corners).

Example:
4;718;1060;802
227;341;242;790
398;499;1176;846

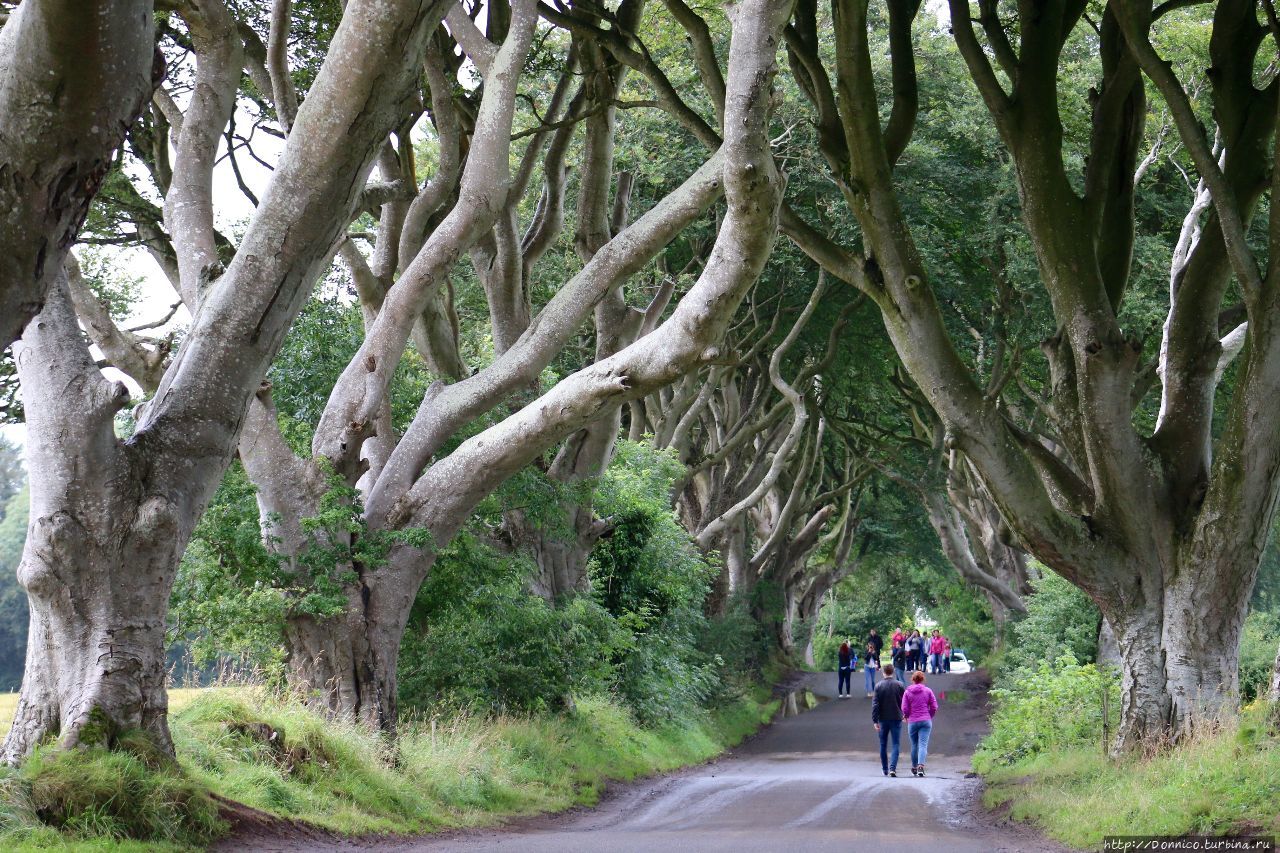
0;684;778;851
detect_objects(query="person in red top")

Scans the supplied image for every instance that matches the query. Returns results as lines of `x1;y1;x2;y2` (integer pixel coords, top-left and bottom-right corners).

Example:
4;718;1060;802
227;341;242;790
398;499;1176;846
928;629;947;673
942;637;952;672
891;627;906;649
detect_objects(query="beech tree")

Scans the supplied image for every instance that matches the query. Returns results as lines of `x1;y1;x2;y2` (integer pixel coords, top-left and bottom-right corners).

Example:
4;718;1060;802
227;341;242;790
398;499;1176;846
54;0;789;735
778;0;1280;747
263;0;789;733
2;0;460;762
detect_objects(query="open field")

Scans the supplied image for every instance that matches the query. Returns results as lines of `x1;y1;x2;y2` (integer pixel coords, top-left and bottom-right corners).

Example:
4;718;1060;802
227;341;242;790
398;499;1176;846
0;688;209;735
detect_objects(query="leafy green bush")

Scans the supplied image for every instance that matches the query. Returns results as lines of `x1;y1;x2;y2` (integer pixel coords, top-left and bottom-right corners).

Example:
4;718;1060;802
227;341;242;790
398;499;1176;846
400;441;737;725
695;596;770;700
974;654;1120;770
169;464;288;677
590;442;716;621
589;442;724;722
399;533;621;713
997;567;1099;684
1240;611;1280;703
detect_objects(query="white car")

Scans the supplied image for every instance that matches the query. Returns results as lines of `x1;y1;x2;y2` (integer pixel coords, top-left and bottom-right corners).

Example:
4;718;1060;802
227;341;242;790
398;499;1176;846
949;651;973;674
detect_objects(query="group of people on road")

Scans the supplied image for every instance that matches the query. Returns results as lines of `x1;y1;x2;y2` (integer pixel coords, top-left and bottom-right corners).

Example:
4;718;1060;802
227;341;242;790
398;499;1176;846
835;627;954;700
892;627;953;675
835;626;947;778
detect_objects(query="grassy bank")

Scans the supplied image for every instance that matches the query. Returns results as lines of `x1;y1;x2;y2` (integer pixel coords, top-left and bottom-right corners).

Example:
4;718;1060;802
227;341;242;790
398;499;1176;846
972;654;1280;850
978;710;1280;849
0;685;778;851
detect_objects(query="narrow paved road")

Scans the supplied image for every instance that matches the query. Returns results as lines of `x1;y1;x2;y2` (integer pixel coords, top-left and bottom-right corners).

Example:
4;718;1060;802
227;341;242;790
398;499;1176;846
392;671;1061;853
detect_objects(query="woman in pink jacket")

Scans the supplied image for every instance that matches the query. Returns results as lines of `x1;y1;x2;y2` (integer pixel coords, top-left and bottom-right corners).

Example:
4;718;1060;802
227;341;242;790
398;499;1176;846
928;629;947;673
901;671;938;776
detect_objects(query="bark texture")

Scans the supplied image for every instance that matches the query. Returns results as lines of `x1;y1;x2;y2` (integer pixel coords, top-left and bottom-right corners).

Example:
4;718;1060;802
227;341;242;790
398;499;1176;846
0;0;159;346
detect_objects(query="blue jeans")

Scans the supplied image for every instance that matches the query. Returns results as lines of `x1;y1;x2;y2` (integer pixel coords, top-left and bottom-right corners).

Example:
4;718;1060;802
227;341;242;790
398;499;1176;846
929;652;943;673
837;667;851;695
877;719;901;774
864;665;877;692
909;720;933;768
895;666;906;684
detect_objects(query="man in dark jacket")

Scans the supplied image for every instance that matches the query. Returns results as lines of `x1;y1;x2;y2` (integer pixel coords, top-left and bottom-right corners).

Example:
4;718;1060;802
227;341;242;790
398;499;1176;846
871;664;906;777
867;629;884;656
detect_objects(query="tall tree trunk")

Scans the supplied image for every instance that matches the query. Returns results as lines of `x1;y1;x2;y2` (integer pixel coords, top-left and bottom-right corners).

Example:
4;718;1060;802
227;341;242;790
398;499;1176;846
1105;580;1173;748
2;280;185;762
0;0;159;348
511;500;604;600
284;602;397;734
795;578;831;668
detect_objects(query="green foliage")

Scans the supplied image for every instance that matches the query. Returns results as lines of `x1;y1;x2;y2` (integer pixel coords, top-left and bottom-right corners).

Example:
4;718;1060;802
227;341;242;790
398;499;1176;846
171;463;431;676
169;465;288;675
293;469;431;619
267;295;432;455
974;654;1120;770
0;482;30;692
0;739;223;847
585;442;728;722
1240;611;1280;704
401;441;740;725
400;533;621;714
997;567;1100;684
76;250;145;323
591;442;714;622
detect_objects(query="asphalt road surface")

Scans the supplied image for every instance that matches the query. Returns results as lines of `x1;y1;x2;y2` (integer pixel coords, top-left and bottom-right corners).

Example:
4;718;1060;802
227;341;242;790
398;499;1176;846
231;670;1063;852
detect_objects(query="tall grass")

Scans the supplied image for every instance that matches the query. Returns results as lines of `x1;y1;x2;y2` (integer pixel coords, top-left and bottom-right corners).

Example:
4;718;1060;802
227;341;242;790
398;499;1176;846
975;655;1280;849
980;706;1280;849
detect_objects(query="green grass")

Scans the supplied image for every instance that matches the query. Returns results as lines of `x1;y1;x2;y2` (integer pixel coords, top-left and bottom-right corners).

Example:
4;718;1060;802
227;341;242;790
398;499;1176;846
0;685;777;850
978;706;1280;850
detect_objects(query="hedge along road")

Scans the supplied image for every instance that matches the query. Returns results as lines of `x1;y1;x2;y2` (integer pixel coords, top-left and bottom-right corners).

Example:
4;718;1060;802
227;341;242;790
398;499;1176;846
359;671;1066;853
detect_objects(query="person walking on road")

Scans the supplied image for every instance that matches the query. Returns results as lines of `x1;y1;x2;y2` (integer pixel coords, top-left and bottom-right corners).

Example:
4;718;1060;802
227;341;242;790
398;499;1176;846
837;640;853;698
890;640;906;683
902;671;938;776
929;629;947;674
872;663;906;777
942;636;952;672
863;642;880;697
